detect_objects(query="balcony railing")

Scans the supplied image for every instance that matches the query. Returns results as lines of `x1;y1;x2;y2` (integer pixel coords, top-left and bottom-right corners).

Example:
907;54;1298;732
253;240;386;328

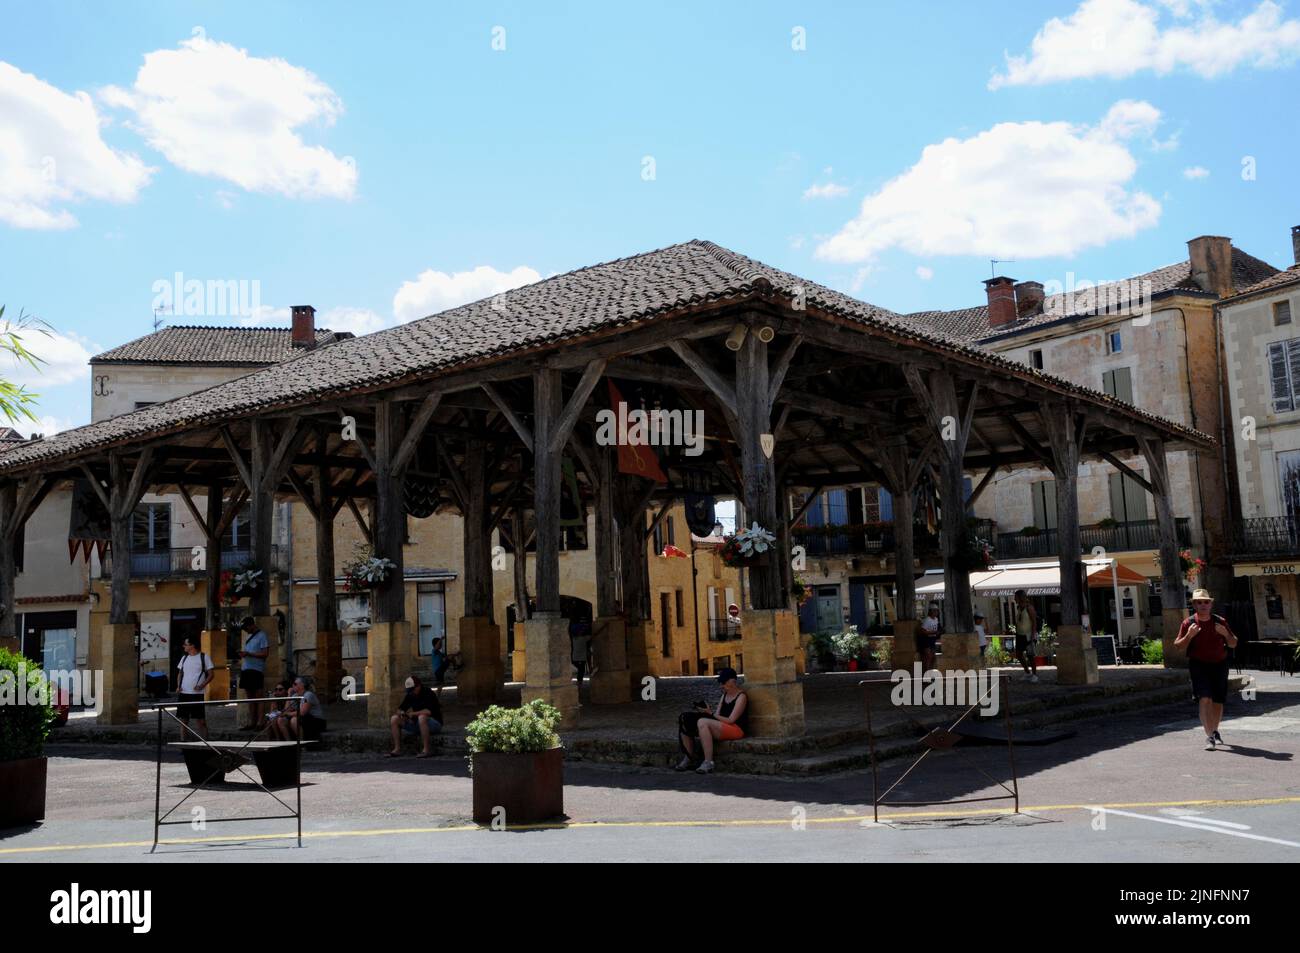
1231;516;1300;558
708;618;742;642
995;518;1191;559
99;546;287;579
790;522;944;558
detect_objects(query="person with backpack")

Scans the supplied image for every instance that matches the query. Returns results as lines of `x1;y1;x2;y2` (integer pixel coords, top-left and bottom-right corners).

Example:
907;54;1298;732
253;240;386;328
674;667;749;774
1173;588;1239;751
175;637;215;740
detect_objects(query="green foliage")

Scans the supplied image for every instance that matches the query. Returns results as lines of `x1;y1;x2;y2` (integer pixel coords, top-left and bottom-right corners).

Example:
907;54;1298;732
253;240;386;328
1141;638;1164;665
984;639;1011;666
869;636;892;669
0;646;55;761
465;699;562;754
0;306;49;424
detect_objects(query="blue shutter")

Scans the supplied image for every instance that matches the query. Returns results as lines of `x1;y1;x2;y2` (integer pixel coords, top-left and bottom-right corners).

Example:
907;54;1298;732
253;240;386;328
879;488;893;522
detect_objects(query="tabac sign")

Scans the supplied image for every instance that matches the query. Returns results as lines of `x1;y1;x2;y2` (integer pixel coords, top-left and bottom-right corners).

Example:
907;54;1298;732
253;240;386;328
1234;562;1299;577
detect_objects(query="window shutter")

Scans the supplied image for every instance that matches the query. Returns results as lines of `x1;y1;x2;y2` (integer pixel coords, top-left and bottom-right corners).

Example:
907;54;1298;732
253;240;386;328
1044;480;1058;530
1115;366;1134;405
1102;369;1116;397
1270;341;1293;413
879;487;893;522
1287;341;1300;412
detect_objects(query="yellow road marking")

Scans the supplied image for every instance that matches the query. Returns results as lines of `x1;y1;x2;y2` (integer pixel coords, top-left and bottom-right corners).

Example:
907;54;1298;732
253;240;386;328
3;795;1298;856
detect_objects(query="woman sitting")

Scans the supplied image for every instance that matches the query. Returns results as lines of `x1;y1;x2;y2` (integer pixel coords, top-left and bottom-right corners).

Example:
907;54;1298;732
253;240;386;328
675;667;748;774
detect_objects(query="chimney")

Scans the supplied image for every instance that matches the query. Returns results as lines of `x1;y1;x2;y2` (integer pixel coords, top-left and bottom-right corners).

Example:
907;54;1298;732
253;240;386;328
291;305;316;348
1187;235;1234;298
984;276;1017;327
1014;280;1045;319
1292;225;1300;267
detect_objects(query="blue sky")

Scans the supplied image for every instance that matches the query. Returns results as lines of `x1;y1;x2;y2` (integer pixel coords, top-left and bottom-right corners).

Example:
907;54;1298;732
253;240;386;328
2;0;1298;433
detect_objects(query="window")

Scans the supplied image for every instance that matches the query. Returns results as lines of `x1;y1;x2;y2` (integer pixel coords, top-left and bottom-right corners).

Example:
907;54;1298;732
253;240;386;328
1108;471;1150;523
1102;366;1134;404
1106;330;1122;354
1029;349;1044;370
221;502;252;551
1274;300;1293;326
1266;339;1300;412
131;503;170;552
674;589;685;628
1030;480;1057;530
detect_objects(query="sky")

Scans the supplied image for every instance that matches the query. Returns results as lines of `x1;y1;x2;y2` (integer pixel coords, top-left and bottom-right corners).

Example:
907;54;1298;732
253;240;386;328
2;0;1298;435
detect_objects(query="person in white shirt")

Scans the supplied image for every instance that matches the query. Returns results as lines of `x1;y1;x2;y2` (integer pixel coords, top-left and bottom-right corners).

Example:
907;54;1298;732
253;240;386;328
974;612;989;660
175;637;215;740
917;603;942;672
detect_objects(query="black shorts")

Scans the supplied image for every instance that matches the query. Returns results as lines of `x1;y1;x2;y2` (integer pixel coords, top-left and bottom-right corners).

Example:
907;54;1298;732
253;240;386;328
915;634;938;654
1015;635;1034;655
1189;658;1229;704
239;669;264;694
300;715;326;741
177;693;207;721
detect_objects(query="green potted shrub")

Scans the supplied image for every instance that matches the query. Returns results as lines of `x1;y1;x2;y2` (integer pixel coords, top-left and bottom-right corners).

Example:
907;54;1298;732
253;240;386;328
1035;624;1057;667
1140;638;1164;665
0;646;55;827
832;626;870;670
466;699;564;825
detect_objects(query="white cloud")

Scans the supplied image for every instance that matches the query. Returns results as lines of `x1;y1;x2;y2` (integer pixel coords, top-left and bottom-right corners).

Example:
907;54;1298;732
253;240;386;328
0;61;153;229
392;265;541;324
990;0;1300;88
0;328;96;387
317;306;389;337
1183;165;1210;179
803;181;850;200
916;265;934;280
815;101;1163;265
14;414;78;438
101;36;356;199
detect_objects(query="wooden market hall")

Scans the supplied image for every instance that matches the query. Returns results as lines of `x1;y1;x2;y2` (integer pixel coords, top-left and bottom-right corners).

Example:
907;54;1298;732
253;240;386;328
0;241;1211;737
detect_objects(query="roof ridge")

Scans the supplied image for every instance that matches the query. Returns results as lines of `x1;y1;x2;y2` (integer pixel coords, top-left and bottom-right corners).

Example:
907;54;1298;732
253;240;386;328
693;240;774;288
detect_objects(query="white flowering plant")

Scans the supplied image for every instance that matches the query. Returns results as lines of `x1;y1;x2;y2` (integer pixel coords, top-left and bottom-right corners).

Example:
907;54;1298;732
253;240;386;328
719;522;777;567
341;544;396;593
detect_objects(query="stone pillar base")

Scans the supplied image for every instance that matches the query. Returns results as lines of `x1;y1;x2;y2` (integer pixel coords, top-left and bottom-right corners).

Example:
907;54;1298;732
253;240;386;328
314;629;343;702
795;634;810;676
740;609;805;738
98;622;138;726
626;621;651;696
590;616;631;704
511;622;527;682
1162;608;1189;669
1056;623;1099;685
458;616;502;707
938;632;981;673
200;628;231;701
366;620;416;728
521;613;579;727
892;619;919;672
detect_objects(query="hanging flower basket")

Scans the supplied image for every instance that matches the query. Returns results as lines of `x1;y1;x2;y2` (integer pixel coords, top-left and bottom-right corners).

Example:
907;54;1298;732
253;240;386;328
222;566;263;604
719;522;777;568
342;544;396;593
1154;548;1205;583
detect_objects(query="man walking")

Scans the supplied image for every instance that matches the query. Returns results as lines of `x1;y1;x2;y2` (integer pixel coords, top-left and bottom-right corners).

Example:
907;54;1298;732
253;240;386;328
1012;589;1039;683
1173;588;1238;751
175;636;214;740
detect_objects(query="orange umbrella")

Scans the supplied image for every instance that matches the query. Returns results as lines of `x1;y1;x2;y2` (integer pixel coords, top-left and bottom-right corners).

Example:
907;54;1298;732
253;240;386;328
1085;562;1148;588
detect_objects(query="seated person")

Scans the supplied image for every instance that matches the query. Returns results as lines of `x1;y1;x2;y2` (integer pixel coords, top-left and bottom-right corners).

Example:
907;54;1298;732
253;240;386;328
265;680;291;727
431;638;450;689
277;676;327;741
388;675;443;758
675;667;748;775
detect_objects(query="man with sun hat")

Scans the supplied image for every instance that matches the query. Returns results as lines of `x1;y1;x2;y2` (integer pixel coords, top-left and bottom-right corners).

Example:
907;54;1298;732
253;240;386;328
1172;588;1238;751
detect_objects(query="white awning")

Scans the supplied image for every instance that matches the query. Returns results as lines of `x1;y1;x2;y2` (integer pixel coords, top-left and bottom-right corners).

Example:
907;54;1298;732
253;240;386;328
915;564;1061;598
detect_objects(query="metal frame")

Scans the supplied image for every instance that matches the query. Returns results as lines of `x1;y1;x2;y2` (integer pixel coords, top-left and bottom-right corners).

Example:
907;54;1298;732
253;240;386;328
863;672;1020;824
148;695;306;851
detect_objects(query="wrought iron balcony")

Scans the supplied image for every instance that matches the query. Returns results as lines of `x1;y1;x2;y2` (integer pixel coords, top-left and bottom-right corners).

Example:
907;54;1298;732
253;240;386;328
995;518;1191;559
1230;516;1300;558
708;617;742;642
790;521;945;559
98;546;287;579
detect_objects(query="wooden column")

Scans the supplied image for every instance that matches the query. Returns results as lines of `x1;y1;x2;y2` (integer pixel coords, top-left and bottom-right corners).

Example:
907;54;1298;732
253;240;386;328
587;441;630;703
874;437;923;671
734;332;783;609
509;507;530;682
248;421;275;619
1141;436;1189;668
458;430;503;706
615;476;655;692
175;479;236;702
203;485;224;630
1043;403;1098;685
904;367;979;670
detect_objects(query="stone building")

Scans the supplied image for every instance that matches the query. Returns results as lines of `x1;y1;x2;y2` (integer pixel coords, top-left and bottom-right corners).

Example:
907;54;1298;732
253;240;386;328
1220;225;1300;638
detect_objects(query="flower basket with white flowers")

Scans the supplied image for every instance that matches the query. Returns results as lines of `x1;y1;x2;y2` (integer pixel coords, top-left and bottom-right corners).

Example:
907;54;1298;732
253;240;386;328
719;522;777;568
342;544;397;593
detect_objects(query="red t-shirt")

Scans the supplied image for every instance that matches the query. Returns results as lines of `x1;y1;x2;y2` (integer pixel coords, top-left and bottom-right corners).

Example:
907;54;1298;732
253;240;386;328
1178;613;1233;663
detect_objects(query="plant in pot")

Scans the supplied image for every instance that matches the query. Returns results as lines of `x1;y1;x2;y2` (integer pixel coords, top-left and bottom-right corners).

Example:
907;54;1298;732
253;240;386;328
466;699;564;825
808;630;836;671
832;625;870;671
719;523;776;568
0;646;55;827
1035;624;1057;666
341;543;396;594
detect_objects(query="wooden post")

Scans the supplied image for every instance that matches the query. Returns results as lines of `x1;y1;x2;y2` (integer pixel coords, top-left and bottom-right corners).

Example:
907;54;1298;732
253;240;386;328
203;484;224;630
311;428;343;700
509;507;530;682
734;331;783;609
366;399;413;726
248;421;275;619
589;441;630;703
874;437;920;671
1141;436;1189;668
522;367;580;725
458;430;503;705
904;367;979;671
1043;403;1098;685
616;476;654;691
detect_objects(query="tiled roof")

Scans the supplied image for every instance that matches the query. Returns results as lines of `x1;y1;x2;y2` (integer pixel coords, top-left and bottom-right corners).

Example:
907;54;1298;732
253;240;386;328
0;240;1210;471
1222;264;1300;302
91;325;351;365
904;249;1280;343
0;427;26;446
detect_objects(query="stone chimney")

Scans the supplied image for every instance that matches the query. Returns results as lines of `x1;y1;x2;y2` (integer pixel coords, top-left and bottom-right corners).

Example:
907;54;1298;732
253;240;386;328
1292;225;1300;266
1014;280;1045;319
984;276;1018;327
291;305;316;348
1187;236;1234;298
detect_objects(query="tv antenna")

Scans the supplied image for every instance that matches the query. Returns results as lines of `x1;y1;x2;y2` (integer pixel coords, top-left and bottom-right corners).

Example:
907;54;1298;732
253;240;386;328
990;259;1016;278
153;306;171;332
